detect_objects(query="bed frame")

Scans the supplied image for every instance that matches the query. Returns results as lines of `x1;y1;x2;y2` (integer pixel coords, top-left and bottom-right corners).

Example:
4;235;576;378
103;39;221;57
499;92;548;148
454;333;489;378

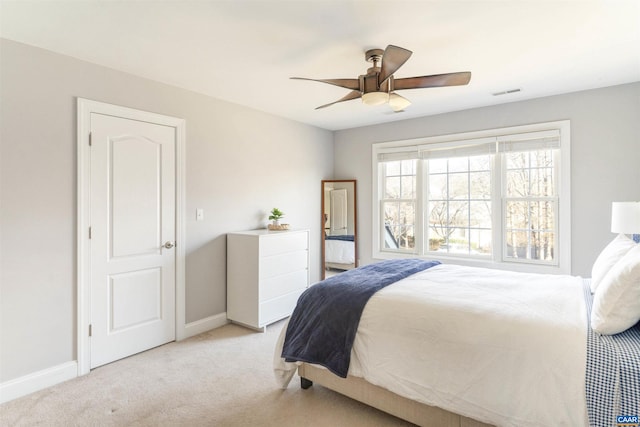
298;363;493;427
325;261;356;271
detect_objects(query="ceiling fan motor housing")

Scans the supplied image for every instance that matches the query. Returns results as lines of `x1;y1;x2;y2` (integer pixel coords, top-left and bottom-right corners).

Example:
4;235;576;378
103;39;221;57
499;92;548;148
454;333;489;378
362;48;391;95
360;73;392;94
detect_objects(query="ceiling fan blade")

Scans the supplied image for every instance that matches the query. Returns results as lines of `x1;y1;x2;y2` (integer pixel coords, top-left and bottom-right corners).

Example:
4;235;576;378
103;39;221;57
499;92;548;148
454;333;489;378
290;77;360;91
379;45;412;86
394;72;472;90
315;90;362;110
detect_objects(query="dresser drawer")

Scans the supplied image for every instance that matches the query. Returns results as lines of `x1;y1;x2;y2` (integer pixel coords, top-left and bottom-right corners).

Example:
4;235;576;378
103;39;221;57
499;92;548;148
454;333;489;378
261;269;308;301
260;249;308;279
259;289;304;326
260;231;308;257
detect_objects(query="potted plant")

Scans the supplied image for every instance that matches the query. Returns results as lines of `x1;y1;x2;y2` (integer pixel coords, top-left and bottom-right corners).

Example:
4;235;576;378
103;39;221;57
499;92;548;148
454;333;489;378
269;208;285;226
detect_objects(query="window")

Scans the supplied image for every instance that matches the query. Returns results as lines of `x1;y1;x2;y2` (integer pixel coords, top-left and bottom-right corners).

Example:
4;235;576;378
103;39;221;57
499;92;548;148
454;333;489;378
427;154;492;256
381;159;417;251
503;148;557;262
373;121;570;273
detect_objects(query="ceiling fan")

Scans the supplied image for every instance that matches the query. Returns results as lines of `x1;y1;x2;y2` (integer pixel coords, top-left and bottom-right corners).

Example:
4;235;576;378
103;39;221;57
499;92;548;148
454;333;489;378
292;45;471;112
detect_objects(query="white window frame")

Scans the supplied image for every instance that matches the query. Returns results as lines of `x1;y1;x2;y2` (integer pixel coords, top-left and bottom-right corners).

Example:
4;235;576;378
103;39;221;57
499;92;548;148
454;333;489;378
379;160;420;254
372;120;571;274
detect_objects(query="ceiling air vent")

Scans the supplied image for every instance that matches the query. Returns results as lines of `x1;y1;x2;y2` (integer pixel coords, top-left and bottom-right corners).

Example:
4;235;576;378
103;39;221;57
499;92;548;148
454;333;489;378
492;88;522;96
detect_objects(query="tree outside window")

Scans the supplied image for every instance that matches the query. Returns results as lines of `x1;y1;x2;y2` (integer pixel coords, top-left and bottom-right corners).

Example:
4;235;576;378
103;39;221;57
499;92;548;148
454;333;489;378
374;122;567;271
427;155;492;255
504;149;556;261
382;160;416;251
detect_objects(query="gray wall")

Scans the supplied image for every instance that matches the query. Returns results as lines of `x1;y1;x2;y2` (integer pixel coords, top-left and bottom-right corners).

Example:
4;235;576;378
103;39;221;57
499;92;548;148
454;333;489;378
2;36;639;387
334;82;640;277
0;39;333;382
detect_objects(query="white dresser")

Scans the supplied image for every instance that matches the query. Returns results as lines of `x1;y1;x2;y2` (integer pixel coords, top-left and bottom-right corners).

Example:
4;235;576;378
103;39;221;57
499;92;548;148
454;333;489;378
227;229;310;331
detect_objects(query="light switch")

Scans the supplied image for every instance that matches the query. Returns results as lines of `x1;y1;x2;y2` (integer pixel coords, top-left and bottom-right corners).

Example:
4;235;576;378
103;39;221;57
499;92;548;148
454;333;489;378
196;209;204;221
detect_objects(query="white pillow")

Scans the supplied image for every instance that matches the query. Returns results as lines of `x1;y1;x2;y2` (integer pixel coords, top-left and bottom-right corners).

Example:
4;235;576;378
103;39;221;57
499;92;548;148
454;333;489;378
590;234;636;293
591;244;640;335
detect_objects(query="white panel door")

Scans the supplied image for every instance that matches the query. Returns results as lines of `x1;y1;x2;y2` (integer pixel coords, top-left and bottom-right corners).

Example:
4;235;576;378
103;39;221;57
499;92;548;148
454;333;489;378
90;113;176;368
330;189;348;235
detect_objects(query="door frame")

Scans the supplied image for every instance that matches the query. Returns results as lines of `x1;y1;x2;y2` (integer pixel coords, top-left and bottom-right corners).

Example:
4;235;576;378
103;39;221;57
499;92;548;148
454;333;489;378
76;98;186;376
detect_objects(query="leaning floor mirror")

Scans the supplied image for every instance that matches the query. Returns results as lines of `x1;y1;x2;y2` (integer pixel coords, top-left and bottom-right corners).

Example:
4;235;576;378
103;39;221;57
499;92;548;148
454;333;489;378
321;180;357;280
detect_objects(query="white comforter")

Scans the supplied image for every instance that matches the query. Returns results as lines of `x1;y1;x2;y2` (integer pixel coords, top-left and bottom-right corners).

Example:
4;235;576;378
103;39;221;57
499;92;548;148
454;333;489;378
324;239;355;264
274;264;588;427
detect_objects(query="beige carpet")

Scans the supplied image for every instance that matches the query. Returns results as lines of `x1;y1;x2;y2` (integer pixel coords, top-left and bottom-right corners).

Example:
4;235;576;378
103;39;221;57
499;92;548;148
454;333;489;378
0;320;414;426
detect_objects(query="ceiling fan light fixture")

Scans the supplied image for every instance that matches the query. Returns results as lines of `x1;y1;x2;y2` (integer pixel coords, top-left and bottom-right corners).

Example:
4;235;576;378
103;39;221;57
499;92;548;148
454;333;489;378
389;92;411;111
362;91;389;106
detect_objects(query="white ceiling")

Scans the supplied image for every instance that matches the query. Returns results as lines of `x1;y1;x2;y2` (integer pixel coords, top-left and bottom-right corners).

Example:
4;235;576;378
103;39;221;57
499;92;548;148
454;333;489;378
1;1;639;131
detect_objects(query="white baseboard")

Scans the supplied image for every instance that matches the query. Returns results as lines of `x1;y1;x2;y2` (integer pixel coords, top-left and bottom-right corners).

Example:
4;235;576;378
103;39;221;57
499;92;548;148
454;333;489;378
182;312;228;339
0;361;77;404
0;315;228;403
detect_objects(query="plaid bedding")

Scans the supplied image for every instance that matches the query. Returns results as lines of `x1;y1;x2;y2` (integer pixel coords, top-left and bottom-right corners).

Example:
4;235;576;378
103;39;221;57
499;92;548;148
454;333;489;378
584;281;640;427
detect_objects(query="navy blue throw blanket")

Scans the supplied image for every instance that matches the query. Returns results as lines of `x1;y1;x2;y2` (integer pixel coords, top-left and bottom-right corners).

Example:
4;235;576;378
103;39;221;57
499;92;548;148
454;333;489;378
281;258;440;378
325;234;354;242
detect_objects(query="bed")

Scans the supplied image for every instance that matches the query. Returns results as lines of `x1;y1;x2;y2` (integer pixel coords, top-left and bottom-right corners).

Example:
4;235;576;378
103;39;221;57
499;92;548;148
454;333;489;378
273;257;640;427
324;234;355;271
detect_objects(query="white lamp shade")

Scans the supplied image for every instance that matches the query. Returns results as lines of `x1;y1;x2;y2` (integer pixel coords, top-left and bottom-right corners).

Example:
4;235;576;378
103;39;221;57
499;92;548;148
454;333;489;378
611;202;640;234
361;91;389;106
389;93;411;111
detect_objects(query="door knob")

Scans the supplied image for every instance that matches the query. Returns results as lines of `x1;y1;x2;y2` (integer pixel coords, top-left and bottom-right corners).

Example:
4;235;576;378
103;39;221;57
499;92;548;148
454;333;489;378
163;241;175;249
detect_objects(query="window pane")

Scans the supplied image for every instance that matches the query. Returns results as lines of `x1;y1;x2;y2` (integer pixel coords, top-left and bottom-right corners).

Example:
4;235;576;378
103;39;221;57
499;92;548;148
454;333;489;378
384;159;416;200
505;230;555;261
383;202;415;250
401;176;415;199
428;174;447;200
530;168;554;197
427;201;449;241
447;228;470;254
506;201;529;230
506;170;529;197
427;154;492;258
384;202;415;225
385;176;400;199
506;152;528;169
530;150;553;167
448;157;468;172
429;158;447;173
470;172;491;199
449;173;469;199
469;229;492;254
530;201;555;231
427;229;445;251
401;159;415;175
505;230;528;259
448;201;469;227
385;161;400;176
399;201;415;224
532;232;555;261
503;147;558;264
505;191;557;256
384;225;415;250
469;155;490;171
469;202;491;228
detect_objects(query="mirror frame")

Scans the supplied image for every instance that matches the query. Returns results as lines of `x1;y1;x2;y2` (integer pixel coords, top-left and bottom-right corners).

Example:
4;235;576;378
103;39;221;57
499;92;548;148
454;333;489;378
321;179;358;280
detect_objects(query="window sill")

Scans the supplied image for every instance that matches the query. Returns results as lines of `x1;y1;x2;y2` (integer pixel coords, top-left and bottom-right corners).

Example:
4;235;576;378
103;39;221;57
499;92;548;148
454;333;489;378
373;250;570;275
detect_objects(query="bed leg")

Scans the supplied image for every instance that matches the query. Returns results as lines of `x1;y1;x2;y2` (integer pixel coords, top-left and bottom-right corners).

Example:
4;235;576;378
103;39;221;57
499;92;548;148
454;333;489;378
300;377;313;389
